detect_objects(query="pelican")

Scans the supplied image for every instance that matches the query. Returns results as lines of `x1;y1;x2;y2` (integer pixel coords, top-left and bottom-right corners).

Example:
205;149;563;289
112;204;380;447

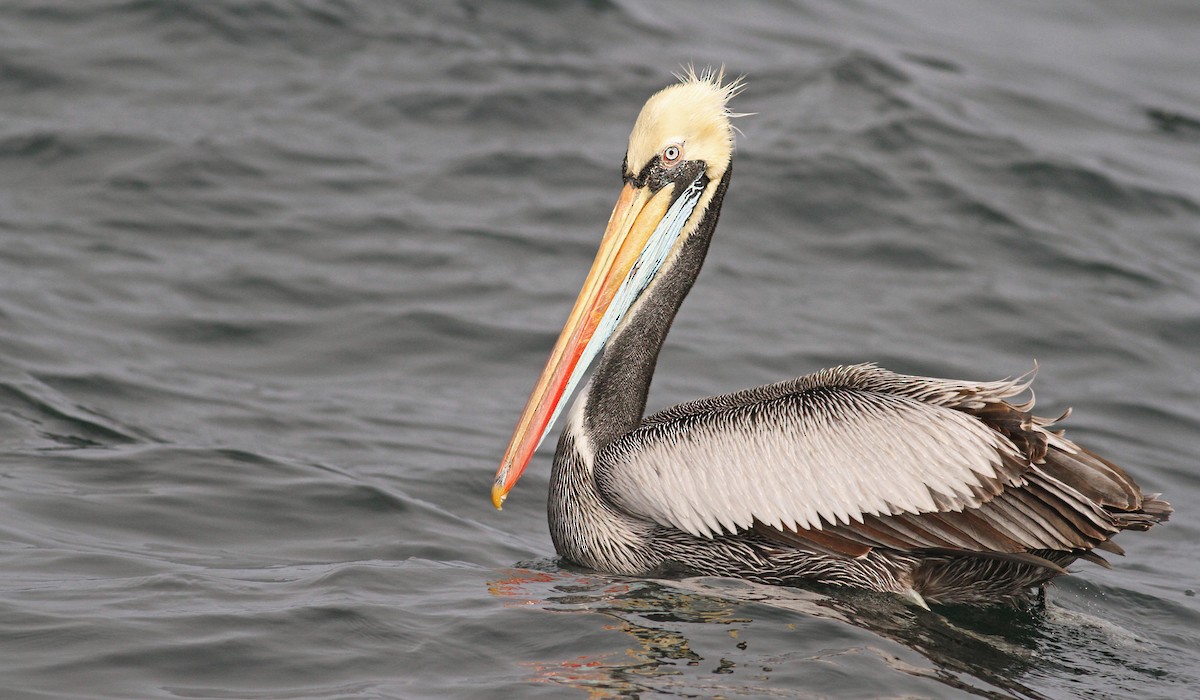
491;68;1170;607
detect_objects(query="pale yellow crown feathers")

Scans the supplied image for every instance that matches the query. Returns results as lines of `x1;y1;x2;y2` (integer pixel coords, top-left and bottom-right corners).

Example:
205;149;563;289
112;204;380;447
626;66;746;182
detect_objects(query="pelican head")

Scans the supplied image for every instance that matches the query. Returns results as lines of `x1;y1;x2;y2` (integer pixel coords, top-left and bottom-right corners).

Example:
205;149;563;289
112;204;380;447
493;68;744;508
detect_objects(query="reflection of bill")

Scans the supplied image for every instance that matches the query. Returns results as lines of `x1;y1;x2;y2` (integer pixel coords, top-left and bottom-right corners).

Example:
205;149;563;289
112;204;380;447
483;567;1079;699
487;567;738;696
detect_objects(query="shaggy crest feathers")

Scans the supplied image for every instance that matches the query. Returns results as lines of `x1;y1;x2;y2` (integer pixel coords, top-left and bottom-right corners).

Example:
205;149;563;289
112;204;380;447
626;65;747;182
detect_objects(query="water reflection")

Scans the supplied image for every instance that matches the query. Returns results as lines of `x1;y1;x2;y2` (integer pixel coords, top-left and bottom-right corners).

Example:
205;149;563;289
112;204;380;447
488;563;1059;698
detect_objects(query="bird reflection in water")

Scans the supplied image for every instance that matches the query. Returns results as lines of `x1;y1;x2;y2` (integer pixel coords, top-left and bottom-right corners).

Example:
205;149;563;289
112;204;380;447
487;565;1064;699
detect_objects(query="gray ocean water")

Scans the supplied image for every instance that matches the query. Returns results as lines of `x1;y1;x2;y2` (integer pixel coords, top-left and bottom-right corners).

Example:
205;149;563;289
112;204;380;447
2;1;1199;698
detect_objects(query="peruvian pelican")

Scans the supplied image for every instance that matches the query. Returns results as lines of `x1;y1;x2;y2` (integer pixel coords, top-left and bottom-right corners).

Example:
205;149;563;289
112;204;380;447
491;68;1170;607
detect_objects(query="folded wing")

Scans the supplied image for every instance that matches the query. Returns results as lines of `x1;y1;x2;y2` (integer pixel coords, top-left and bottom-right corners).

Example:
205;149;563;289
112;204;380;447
594;364;1164;559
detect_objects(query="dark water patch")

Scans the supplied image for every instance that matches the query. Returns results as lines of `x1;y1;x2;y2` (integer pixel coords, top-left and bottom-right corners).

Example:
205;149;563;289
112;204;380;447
105;140;266;192
798;50;919;134
1084;399;1200;459
389;309;555;371
461;85;617;129
0;131;164;190
172;272;386;311
844;236;967;272
1006;160;1200;217
32;370;257;429
737;152;910;236
119;0;374;53
0;55;69;94
830;49;912;89
771;151;908;200
448;151;608;188
953;212;1173;300
447;221;600;259
290;210;421;242
90;213;267;242
147;315;303;346
79;239;160;264
380;81;616;131
859;113;1023;165
1054;256;1169;294
1145;106;1200;140
3;1;127;25
902;52;963;74
0;445;474;566
256;139;383;173
1151;308;1200;349
914;177;1026;230
0;377;147;449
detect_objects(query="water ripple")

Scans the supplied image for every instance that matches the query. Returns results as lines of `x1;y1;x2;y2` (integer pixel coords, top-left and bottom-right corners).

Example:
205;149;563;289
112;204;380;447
2;1;1199;698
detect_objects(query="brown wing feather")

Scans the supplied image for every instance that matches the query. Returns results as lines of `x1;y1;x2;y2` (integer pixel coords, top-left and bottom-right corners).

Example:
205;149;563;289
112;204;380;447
610;364;1169;565
752;521;872;558
755;376;1170;562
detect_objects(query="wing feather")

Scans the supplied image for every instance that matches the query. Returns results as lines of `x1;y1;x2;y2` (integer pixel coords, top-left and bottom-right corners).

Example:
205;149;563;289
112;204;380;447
595;365;1027;539
594;363;1169;559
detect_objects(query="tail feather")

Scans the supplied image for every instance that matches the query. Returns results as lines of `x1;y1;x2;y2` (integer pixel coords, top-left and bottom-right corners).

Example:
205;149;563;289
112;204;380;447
1037;444;1142;511
1114;493;1172;531
1033;442;1170;532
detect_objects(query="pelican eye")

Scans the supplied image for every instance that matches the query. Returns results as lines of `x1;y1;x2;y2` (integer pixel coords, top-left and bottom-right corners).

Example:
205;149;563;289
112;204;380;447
661;145;682;165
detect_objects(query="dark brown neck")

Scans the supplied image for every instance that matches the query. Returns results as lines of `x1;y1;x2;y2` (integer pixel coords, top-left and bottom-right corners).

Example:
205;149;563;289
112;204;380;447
579;164;732;452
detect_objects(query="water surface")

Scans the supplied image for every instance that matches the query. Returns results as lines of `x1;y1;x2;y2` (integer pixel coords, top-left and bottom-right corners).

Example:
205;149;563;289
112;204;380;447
2;1;1199;697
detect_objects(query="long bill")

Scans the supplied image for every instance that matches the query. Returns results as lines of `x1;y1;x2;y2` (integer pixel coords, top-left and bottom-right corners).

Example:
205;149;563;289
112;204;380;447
492;175;707;509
